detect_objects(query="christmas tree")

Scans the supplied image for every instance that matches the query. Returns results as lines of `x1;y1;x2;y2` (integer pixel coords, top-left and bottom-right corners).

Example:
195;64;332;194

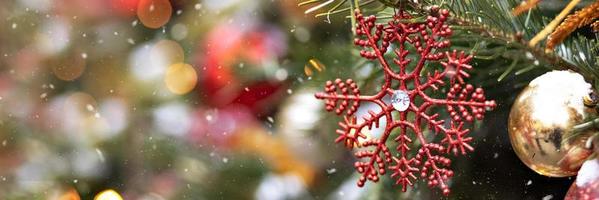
0;0;597;199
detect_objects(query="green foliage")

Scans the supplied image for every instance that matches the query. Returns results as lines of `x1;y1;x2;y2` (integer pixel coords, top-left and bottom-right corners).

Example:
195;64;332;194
432;0;598;83
556;34;599;83
299;0;599;85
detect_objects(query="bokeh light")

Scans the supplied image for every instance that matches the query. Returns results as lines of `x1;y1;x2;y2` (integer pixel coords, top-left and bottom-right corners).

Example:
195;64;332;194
129;42;165;82
58;188;81;200
65;92;99;118
151;39;184;66
153;102;192;137
50;51;86;81
137;0;172;29
36;19;70;55
164;63;197;95
94;189;123;200
170;23;189;40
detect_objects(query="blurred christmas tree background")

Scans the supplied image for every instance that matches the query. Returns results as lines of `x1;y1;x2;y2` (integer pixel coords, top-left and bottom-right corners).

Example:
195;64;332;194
0;0;597;199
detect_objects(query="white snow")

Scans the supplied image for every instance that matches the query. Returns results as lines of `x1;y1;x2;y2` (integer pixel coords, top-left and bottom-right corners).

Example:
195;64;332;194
527;70;591;127
576;159;599;187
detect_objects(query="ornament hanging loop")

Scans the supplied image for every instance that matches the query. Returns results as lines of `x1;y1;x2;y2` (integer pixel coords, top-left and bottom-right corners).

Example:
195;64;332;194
583;91;599;108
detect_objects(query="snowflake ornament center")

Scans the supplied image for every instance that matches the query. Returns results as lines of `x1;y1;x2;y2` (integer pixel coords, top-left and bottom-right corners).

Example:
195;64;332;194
391;90;410;111
315;8;496;196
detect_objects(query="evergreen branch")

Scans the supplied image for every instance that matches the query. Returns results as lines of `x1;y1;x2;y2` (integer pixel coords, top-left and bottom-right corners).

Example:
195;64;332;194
498;58;519;81
569;118;599;152
299;0;599;82
421;0;598;81
299;0;382;18
573;117;599;132
555;34;599;85
315;0;348;17
304;0;335;14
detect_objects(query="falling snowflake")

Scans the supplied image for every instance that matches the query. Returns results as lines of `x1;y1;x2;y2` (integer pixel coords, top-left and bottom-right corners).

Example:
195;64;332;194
315;8;496;195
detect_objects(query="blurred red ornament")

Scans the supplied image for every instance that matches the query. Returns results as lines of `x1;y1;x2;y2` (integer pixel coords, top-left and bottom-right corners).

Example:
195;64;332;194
243;28;287;64
565;158;599;200
197;24;287;114
315;9;496;195
231;81;286;112
111;0;140;16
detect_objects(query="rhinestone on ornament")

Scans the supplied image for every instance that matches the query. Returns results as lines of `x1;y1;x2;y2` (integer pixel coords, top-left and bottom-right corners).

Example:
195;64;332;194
391;90;410;111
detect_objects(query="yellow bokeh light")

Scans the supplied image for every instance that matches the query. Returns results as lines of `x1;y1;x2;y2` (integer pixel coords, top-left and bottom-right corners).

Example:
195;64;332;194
164;63;198;95
137;0;172;29
94;189;123;200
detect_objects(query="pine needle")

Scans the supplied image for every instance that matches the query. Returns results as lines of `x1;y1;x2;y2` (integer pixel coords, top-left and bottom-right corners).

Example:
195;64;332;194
528;0;581;48
512;0;541;16
546;0;599;50
498;58;519;82
305;0;335;14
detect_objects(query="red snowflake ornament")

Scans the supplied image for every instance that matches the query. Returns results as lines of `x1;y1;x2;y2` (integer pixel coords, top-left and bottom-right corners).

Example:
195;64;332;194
315;8;496;195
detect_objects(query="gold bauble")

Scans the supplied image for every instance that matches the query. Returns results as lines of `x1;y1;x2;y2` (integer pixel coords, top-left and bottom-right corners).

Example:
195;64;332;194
509;70;595;177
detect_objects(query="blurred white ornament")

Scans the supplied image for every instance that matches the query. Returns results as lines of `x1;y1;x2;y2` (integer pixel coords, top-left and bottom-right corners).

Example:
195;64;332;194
170;23;188;40
18;0;51;12
277;89;325;164
16;140;68;191
129;42;167;82
153;102;191;137
204;0;242;11
329;174;373;200
254;173;308;200
36;18;70;55
293;26;310;43
94;98;129;139
71;147;104;177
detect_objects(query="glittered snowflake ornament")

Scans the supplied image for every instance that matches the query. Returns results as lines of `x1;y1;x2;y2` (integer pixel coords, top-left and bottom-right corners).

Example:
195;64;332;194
315;8;496;195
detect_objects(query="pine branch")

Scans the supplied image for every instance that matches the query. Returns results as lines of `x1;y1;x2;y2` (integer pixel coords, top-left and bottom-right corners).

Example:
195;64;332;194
299;0;382;17
298;0;599;81
421;0;598;81
449;14;579;71
555;34;599;82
